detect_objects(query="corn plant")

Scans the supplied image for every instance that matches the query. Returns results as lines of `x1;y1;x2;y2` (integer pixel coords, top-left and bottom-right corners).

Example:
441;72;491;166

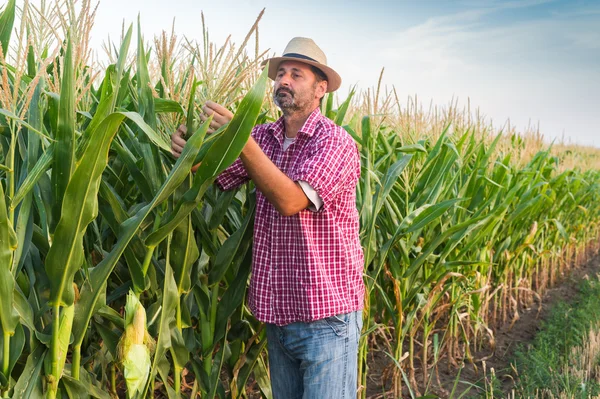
0;1;273;398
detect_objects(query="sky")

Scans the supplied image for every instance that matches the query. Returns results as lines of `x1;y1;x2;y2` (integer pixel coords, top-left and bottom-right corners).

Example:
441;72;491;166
70;0;600;147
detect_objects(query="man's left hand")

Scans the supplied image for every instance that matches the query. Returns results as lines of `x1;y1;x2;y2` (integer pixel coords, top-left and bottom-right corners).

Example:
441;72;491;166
200;101;233;133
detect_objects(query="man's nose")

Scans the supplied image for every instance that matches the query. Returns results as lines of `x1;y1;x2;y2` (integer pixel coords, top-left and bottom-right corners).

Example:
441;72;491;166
279;73;292;86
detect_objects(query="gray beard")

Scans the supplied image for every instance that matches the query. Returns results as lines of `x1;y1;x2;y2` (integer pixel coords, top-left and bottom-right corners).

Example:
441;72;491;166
273;91;298;112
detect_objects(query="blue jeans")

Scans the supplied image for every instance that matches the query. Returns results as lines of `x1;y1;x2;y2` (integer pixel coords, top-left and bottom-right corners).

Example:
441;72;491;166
266;311;363;399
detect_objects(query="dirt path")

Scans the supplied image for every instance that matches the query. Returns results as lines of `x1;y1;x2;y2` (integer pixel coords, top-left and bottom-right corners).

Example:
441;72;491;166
365;253;600;398
452;254;600;397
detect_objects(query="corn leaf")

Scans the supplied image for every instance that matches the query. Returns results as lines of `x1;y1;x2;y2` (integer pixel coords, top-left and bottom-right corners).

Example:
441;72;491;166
12;345;46;398
143;262;178;396
145;65;269;247
0;181;19;335
0;0;16;56
72;119;209;351
51;34;76;233
45;113;126;307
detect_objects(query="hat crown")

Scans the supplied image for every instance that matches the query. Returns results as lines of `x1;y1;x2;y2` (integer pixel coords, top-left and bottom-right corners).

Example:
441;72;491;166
281;37;328;66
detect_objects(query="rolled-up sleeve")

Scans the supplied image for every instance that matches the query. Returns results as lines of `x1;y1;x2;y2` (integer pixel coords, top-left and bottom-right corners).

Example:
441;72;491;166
298;180;323;211
294;134;359;209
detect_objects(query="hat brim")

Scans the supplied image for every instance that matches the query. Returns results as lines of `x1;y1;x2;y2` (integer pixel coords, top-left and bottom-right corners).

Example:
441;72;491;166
261;57;341;93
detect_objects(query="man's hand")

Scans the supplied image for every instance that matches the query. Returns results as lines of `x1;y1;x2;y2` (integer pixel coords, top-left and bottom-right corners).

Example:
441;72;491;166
200;101;234;133
171;100;234;159
171;124;188;158
171;101;233;172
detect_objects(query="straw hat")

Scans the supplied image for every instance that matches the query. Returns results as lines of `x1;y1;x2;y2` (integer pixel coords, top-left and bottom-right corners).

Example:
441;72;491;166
262;37;342;93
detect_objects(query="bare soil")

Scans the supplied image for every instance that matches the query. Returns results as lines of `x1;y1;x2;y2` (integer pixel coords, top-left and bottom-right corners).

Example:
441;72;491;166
365;254;600;399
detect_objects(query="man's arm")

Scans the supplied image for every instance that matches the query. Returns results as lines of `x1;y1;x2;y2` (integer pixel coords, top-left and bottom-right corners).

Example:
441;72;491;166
240;137;310;216
171;101;311;215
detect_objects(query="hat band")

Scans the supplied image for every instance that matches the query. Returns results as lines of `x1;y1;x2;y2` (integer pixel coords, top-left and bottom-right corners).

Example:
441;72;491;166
282;53;319;63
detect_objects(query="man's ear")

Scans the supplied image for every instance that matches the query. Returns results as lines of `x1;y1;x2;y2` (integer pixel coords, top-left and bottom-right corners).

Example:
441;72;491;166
316;80;328;99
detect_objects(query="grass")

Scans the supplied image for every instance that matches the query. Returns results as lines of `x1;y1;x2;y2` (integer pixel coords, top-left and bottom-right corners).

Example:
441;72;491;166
509;274;600;398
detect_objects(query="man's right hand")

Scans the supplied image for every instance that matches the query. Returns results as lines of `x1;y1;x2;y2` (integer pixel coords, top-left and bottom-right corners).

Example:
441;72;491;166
171;124;188;158
201;101;234;134
171;124;202;172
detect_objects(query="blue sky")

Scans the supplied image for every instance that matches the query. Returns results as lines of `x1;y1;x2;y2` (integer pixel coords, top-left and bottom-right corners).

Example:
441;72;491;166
86;0;599;147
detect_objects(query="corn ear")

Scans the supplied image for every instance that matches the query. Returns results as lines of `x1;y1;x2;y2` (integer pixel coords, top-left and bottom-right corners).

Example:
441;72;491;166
118;291;151;399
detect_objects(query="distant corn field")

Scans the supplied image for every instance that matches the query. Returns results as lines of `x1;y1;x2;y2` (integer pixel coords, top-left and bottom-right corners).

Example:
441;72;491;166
1;1;599;399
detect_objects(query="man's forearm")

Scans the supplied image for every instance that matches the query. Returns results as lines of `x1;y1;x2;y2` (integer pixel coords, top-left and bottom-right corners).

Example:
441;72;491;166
240;137;309;216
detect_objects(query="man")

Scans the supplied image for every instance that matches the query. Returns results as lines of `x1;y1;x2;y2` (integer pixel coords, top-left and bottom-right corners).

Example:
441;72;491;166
171;37;364;399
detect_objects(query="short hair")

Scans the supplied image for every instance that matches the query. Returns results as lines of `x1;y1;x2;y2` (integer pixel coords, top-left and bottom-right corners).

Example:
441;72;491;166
310;66;328;105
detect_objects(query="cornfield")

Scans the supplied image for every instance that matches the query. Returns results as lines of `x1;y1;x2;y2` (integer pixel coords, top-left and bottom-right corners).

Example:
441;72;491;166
0;1;599;398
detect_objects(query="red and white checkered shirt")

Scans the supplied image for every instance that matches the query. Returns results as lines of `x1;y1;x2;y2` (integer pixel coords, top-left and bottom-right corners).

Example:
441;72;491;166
216;108;365;325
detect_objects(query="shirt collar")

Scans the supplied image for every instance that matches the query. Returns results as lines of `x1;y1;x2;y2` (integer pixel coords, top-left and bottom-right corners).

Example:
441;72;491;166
268;107;323;143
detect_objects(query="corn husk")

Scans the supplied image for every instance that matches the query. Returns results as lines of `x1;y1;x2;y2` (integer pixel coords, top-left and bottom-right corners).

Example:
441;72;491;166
118;291;152;399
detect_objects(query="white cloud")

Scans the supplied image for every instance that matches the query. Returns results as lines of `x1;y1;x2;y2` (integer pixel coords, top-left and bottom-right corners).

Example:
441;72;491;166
342;2;600;146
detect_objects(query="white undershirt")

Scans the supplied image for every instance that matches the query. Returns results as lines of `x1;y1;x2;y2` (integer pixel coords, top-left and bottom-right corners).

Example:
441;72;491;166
283;136;323;212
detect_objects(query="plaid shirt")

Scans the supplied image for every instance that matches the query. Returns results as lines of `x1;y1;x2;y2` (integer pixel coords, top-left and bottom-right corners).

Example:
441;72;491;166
216;108;365;326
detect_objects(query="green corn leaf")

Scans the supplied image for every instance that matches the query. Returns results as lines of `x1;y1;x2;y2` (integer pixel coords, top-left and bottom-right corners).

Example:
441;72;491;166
397;143;427;154
0;182;19;335
72;119;208;353
93;321;119;358
169;328;189;376
78;368;112;399
155;98;184;114
195;65;268;182
0;0;16;56
157;357;178;399
11;147;53;209
0;323;24;378
186;79;201;133
550;218;569;240
213;250;252;345
324;92;334;119
136;18;156;128
111;139;154;202
61;374;92;398
208;200;255;286
207;189;236;231
13;284;35;331
232;333;268;399
363;154;413;266
171;215;199;295
12;345;46;398
0;109;52;142
404;198;466;234
55;304;74;382
45;112;126;307
13;73;45;274
143;262;178;397
121;111;171;153
111;24;133;112
333;86;355;126
145;65;268;247
135;17;162;196
51;33;76;233
403;213;489;278
13;89;116;211
252;352;273;399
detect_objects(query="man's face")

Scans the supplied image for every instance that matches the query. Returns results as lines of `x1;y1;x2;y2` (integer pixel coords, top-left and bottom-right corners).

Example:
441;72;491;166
273;60;327;114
